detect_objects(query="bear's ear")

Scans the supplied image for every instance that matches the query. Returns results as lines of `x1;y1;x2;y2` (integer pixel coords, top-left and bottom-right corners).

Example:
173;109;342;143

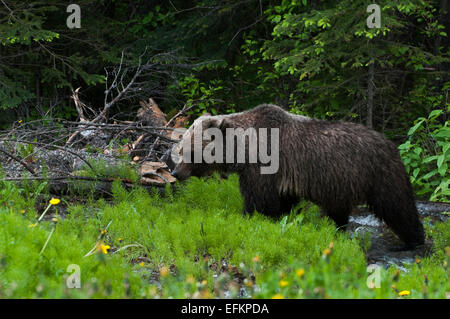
200;117;223;130
218;117;232;132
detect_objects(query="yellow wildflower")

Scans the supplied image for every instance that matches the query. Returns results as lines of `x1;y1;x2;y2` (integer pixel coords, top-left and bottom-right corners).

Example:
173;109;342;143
20;209;25;214
186;275;195;284
279;280;289;287
296;268;305;278
18;120;22;123
98;242;110;254
29;223;37;228
49;198;60;205
323;248;331;256
201;289;211;298
159;266;170;277
252;255;260;263
244;279;253;288
399;290;410;296
201;279;208;285
101;229;107;235
139;262;145;267
272;293;284;299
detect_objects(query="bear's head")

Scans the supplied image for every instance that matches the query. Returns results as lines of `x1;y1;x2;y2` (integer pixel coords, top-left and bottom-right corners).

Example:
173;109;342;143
170;113;227;181
169;109;281;180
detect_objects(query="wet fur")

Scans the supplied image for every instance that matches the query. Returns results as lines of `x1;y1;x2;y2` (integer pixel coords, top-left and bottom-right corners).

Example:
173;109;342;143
172;104;425;248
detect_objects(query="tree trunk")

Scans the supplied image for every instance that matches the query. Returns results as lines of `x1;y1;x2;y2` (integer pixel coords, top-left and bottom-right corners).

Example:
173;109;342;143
366;61;375;129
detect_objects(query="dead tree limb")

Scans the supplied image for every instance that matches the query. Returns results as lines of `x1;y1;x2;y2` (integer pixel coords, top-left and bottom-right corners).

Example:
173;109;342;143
0;174;167;187
0;138;95;171
0;146;36;175
72;87;88;122
146;103;193;161
66;49;159;146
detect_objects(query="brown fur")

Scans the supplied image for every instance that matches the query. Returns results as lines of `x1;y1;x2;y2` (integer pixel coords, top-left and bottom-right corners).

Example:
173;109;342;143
171;104;425;248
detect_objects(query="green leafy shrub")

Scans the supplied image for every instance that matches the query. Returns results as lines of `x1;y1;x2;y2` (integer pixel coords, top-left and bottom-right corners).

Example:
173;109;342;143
399;108;449;201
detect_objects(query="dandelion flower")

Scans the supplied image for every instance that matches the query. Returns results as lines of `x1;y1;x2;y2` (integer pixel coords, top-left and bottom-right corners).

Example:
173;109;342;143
296;268;305;278
323;248;331;256
399;290;410;296
186;275;195;284
279;280;289;287
98;242;110;254
272;293;284;299
244;279;253;288
101;229;107;235
201;290;211;298
160;266;170;277
49;198;60;205
20;209;25;214
139;262;145;267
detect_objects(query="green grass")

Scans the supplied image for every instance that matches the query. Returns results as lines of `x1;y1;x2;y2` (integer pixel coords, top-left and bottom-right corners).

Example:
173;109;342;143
0;175;448;298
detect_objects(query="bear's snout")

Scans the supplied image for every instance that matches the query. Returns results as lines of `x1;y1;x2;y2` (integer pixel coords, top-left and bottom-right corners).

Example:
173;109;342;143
170;165;191;181
170;170;180;179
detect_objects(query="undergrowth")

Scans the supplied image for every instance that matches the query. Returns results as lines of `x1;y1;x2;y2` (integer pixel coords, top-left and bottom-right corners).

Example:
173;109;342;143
0;174;448;298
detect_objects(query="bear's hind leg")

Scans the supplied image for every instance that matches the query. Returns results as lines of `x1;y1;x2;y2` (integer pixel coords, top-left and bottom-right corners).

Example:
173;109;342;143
370;178;425;249
372;199;425;249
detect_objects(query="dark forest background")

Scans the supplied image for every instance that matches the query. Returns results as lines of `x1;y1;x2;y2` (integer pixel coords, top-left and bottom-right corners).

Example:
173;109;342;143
0;0;448;199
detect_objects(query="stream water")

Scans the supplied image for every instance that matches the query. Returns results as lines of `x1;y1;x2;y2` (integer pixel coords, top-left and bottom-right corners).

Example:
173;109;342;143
348;201;449;269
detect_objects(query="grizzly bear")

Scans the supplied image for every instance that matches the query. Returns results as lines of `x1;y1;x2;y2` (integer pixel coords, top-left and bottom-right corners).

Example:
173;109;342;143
170;104;425;249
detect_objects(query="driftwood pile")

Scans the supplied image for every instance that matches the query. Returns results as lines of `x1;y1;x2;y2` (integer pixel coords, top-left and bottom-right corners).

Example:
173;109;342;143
0;95;190;197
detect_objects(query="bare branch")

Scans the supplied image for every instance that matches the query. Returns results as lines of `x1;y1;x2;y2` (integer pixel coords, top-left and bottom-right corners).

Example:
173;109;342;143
0;146;36;175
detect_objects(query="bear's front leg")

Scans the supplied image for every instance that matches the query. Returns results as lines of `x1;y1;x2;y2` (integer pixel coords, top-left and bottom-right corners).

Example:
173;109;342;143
239;170;282;217
242;192;282;217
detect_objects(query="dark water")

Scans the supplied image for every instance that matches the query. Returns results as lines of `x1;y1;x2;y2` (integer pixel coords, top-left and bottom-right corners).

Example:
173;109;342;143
348;201;449;269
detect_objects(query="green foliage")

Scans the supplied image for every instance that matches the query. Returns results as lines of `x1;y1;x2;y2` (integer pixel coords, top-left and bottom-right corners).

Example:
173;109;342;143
14;141;35;160
399;107;450;201
176;74;227;116
258;0;449;122
0;175;448;298
77;158;139;183
0;1;108;111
